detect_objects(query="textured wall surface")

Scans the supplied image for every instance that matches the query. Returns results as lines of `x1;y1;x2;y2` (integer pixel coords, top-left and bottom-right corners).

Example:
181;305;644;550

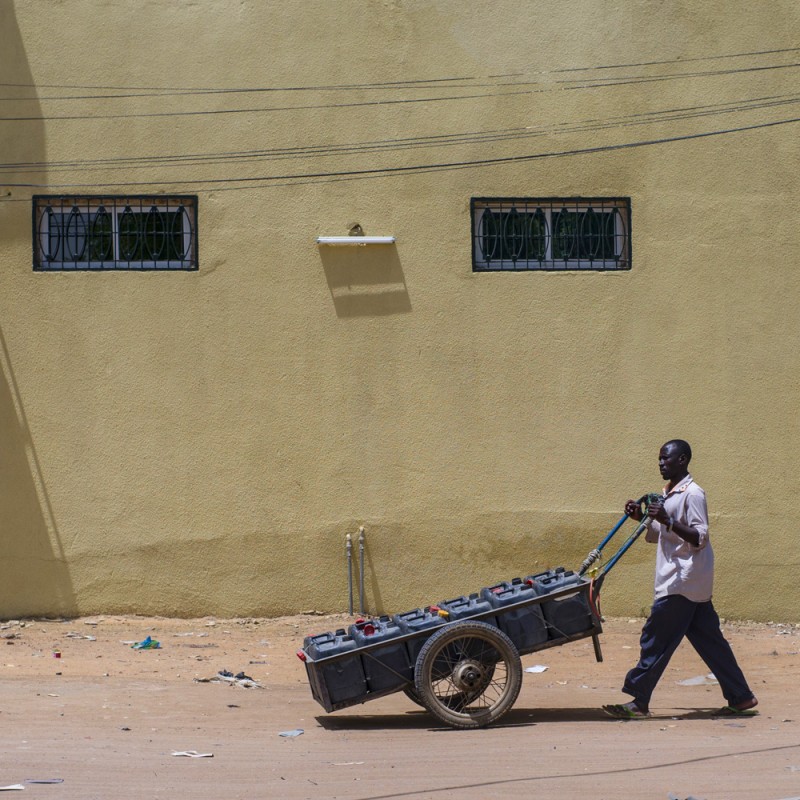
0;1;798;620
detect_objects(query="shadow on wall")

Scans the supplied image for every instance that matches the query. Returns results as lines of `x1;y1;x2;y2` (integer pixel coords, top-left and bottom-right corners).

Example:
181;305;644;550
319;244;412;318
0;6;70;618
0;328;76;617
1;3;46;213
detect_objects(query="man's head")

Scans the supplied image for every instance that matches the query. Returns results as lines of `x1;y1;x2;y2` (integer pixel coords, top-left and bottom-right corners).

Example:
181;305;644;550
659;439;692;485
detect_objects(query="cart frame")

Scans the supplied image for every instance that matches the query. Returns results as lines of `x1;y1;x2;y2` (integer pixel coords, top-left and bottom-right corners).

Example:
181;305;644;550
303;579;602;727
301;495;659;729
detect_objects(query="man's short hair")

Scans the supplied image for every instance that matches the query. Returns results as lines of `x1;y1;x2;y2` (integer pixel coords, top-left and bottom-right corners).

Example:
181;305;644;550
664;439;692;464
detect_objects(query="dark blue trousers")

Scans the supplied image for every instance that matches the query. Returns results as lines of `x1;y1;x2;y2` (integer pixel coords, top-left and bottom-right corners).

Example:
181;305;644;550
623;594;754;710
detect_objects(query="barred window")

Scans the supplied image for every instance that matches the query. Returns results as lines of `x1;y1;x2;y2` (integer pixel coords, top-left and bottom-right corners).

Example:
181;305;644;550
33;196;198;271
471;197;630;271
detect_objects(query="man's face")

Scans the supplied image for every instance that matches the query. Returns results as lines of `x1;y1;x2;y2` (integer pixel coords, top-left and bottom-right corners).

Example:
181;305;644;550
658;443;686;482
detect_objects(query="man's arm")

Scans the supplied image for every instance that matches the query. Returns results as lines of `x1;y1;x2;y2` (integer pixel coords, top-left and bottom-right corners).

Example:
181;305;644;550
650;496;706;548
664;515;700;547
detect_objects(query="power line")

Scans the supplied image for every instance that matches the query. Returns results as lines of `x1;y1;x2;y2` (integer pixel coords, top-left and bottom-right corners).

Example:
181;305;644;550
2;93;796;174
563;61;800;91
1;45;797;98
1;87;531;121
5;116;797;191
553;45;800;72
1;60;797;121
145;115;800;194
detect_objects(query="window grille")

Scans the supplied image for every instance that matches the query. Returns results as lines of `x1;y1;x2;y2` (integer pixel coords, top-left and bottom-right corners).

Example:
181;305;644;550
33;196;198;271
471;197;631;271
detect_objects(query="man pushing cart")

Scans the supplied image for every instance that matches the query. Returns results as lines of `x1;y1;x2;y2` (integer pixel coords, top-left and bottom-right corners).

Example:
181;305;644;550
299;439;757;728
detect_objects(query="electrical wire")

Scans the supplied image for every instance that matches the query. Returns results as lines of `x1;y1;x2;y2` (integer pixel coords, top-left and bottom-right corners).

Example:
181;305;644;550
1;45;797;99
4;116;798;192
0;59;798;121
2;45;796;196
2;92;797;175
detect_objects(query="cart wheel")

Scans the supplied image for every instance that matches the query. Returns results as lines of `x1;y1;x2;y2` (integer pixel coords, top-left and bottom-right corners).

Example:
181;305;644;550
414;620;522;729
405;674;495;710
402;685;426;707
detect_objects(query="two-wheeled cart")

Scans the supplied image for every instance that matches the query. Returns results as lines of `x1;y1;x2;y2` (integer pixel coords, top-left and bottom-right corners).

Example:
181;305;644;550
298;495;659;729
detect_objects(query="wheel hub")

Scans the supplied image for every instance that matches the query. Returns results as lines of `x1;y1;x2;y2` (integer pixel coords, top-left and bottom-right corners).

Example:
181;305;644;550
452;659;487;691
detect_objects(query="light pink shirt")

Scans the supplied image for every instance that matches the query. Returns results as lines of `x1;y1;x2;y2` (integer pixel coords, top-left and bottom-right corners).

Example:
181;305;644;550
645;474;713;602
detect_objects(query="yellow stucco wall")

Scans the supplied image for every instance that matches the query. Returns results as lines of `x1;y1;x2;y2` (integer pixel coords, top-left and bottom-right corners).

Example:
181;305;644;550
1;1;798;620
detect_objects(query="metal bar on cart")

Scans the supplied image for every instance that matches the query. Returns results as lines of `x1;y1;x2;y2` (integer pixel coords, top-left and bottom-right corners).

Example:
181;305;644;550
578;512;628;576
346;533;353;615
579;492;663;578
596;519;649;580
358;526;366;614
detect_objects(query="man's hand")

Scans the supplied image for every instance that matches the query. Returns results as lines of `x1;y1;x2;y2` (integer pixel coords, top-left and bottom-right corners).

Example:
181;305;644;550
647;500;669;525
625;499;644;521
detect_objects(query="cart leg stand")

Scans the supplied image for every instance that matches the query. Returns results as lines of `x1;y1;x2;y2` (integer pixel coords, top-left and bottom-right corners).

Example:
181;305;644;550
358;526;365;615
346;533;353;615
592;633;603;662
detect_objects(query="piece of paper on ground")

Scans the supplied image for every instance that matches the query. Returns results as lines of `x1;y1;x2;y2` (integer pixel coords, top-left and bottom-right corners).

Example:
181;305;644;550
677;673;718;686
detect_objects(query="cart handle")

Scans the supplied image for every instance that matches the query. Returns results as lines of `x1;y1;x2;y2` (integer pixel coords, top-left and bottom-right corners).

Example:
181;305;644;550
578;493;663;579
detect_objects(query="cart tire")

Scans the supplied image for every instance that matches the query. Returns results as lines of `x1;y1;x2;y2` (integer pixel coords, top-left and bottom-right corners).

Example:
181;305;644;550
414;620;522;729
402;685;426;707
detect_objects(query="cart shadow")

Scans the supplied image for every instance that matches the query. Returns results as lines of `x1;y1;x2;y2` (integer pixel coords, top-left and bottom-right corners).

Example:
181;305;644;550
316;706;741;731
316;707;607;732
316;711;450;731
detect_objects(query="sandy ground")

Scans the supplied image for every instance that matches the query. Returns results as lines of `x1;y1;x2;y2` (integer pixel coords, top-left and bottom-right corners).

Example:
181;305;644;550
0;613;799;800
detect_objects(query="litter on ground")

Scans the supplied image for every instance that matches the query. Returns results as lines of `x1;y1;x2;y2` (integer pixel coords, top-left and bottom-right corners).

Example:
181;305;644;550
131;636;161;650
677;674;718;686
194;670;263;688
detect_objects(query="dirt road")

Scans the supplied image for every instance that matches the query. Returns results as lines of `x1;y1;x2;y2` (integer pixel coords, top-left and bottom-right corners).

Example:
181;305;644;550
0;614;798;800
